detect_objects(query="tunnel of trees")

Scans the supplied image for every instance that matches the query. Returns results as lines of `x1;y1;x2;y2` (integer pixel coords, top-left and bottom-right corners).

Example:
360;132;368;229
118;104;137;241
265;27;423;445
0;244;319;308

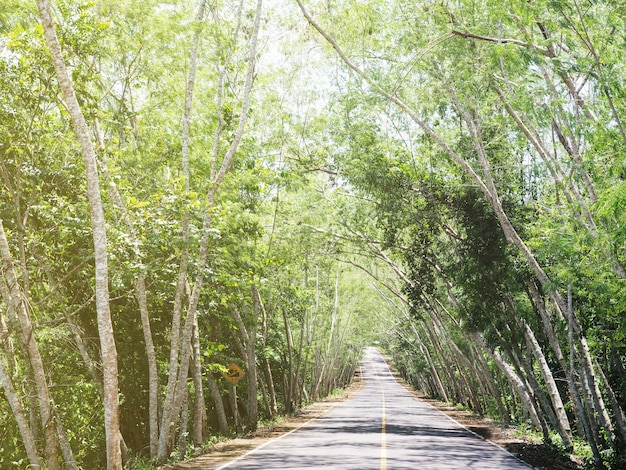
1;0;626;468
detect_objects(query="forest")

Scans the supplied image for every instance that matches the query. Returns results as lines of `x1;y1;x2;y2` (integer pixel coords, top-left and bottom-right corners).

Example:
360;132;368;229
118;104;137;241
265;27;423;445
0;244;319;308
1;0;626;468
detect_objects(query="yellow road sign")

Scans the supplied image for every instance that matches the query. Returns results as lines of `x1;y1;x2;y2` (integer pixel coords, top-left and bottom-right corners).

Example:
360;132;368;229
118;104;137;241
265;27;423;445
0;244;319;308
224;363;245;385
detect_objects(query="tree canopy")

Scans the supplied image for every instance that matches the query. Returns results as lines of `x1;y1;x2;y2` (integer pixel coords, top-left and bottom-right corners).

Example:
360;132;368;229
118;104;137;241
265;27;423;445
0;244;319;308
1;0;626;468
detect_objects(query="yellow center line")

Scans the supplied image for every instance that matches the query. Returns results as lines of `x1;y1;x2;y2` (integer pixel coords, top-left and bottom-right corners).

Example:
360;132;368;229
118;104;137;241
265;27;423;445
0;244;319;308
380;380;387;470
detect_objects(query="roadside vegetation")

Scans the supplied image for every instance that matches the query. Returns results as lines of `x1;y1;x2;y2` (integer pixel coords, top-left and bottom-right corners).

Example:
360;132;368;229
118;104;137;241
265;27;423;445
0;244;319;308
1;1;626;469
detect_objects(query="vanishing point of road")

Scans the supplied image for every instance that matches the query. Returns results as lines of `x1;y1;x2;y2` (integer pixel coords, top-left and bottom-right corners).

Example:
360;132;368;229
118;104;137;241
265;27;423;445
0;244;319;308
215;347;531;469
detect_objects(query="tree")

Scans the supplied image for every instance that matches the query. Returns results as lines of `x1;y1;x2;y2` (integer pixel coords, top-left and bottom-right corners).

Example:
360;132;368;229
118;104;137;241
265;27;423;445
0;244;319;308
36;0;122;467
294;0;626;465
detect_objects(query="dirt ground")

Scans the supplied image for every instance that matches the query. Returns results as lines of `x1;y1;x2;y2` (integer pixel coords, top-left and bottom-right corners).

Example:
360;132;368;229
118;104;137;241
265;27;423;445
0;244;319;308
162;366;583;470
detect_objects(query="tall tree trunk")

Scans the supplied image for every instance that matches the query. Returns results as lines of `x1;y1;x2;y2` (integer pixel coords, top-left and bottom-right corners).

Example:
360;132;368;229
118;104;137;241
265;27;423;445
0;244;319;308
170;311;195;441
522;320;573;449
567;285;604;468
157;261;188;462
0;221;61;469
191;315;207;445
409;322;448;402
158;0;263;457
229;299;258;428
95;120;159;457
314;272;339;399
281;300;295;412
35;2;121;467
258;293;278;417
246;287;263;426
229;384;242;433
294;306;309;408
0;344;41;469
475;334;543;430
178;392;190;461
246;322;259;427
206;370;229;434
261;357;278;417
134;277;159;457
95;117;160;459
55;413;79;470
157;0;207;459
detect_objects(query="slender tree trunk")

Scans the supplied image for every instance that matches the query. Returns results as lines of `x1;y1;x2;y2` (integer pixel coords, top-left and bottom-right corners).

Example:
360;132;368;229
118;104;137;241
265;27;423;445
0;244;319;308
246;287;262;426
229;300;259;428
26;368;40;451
567;286;604;468
522;320;573;449
474;333;543;430
258;294;278;417
134;277;159;457
94;117;161;457
170;310;196;440
178;392;189;461
281;303;295;412
158;0;263;457
65;309;104;396
594;357;626;446
246;324;259;427
294;306;308;408
55;413;79;470
36;2;121;467
191;315;207;445
229;385;242;433
258;372;270;417
157;0;207;459
157;262;187;461
314;272;339;399
206;371;229;434
0;221;61;469
409;322;448;402
0;345;41;469
262;358;278;417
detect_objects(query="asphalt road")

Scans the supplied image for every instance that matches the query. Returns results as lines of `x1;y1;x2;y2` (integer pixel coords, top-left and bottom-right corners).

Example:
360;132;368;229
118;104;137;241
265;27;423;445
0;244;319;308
216;347;531;469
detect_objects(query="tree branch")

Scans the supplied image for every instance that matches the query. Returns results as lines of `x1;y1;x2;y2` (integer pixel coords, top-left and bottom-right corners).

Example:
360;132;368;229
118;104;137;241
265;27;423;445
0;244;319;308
451;29;550;56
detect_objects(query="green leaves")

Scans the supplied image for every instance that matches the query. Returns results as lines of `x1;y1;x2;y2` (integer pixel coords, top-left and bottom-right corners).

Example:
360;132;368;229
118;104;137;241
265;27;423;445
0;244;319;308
3;0;626;465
